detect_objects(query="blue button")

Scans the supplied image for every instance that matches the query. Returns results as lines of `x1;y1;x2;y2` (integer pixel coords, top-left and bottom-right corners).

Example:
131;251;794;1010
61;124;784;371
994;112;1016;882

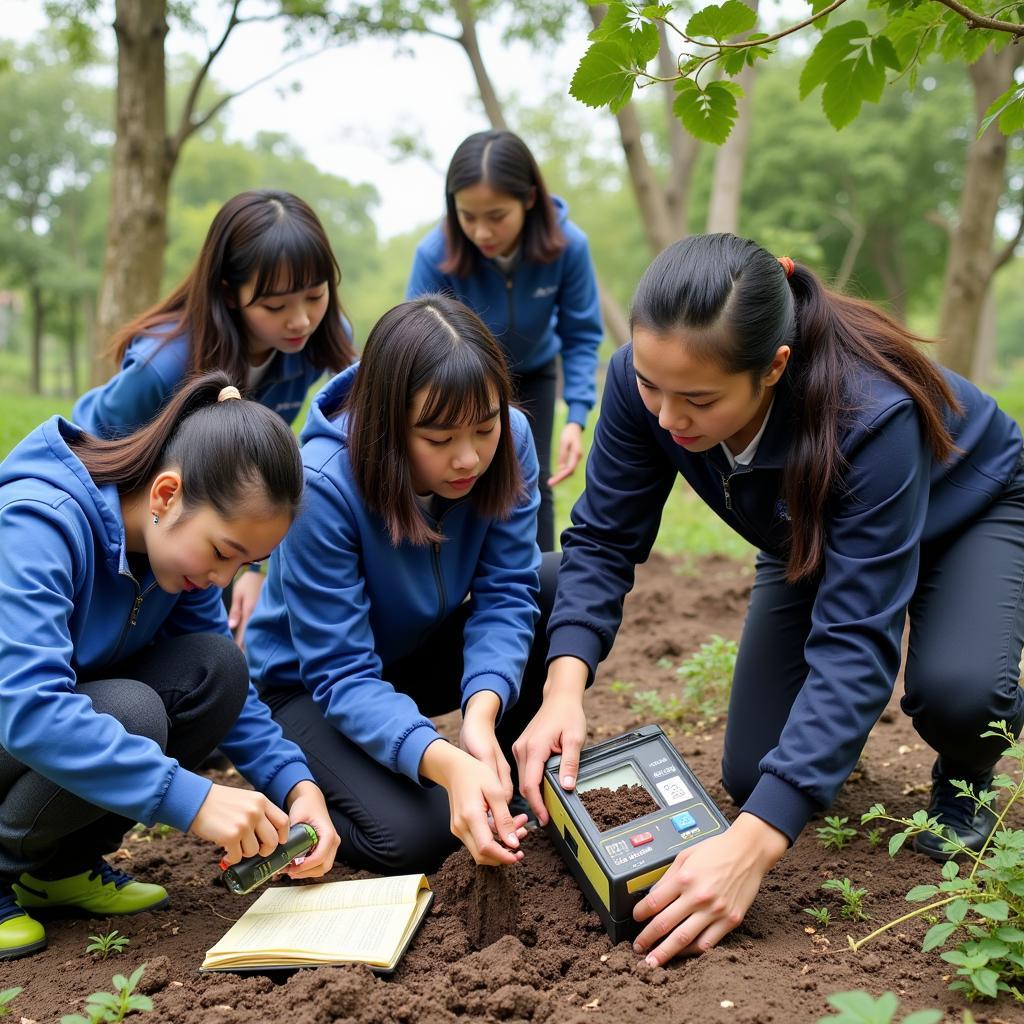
671;812;696;832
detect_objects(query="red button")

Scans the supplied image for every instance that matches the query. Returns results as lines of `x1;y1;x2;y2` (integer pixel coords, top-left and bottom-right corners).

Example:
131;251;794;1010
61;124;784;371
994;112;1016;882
630;832;653;847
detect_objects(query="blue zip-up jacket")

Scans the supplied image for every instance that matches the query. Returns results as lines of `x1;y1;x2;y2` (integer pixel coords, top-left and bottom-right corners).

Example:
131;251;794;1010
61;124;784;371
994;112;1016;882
0;417;314;831
245;364;542;783
549;344;1024;843
72;327;326;436
405;197;603;428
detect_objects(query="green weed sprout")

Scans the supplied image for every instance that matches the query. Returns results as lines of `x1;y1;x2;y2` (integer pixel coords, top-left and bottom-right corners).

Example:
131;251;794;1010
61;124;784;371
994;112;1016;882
817;815;858;851
816;989;976;1024
851;720;1024;1001
630;689;685;722
804;906;832;928
822;878;870;922
866;827;885;848
60;964;151;1024
676;634;738;718
0;989;22;1018
87;930;131;959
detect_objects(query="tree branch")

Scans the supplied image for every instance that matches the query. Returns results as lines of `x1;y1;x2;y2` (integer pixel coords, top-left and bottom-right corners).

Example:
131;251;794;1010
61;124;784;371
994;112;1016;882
930;0;1024;35
170;0;242;163
992;198;1024;272
661;0;851;50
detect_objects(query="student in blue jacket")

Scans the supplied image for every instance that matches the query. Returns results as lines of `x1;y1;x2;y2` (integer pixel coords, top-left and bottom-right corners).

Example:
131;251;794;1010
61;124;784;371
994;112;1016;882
245;294;555;873
514;234;1024;966
406;130;603;552
73;190;357;642
0;373;340;962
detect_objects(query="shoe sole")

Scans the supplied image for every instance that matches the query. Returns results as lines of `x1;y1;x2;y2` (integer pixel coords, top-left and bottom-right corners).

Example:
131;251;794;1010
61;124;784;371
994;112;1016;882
20;895;170;919
0;936;47;960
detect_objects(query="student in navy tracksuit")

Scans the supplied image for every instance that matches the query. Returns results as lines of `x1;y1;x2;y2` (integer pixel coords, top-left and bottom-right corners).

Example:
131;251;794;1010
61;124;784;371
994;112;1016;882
0;373;340;962
245;295;555;874
406;130;603;552
73;190;357;643
514;234;1024;966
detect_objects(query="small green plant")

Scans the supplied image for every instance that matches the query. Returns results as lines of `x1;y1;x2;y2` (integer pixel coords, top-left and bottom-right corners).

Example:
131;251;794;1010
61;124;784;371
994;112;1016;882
822;878;870;922
630;688;685;722
817;815;858;851
853;720;1024;1002
0;988;22;1018
866;827;885;848
60;964;151;1024
609;680;633;695
816;989;975;1023
676;634;738;718
87;930;131;959
129;823;171;842
656;656;674;670
804;906;832;928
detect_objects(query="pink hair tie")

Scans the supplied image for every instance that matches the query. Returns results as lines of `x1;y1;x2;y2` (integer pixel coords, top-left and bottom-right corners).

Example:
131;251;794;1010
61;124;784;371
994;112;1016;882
777;256;795;279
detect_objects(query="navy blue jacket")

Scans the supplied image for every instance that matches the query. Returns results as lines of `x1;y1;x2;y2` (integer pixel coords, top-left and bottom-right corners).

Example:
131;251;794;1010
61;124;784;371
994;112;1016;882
245;365;542;783
405;197;603;428
0;418;314;831
72;328;326;437
549;344;1023;842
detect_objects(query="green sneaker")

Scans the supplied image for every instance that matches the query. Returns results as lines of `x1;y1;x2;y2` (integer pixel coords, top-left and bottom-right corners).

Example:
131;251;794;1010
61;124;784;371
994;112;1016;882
0;882;46;960
14;859;169;917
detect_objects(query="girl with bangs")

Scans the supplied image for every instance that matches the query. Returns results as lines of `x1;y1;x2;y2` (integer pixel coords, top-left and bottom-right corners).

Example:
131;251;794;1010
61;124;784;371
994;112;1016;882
74;190;356;641
244;295;557;874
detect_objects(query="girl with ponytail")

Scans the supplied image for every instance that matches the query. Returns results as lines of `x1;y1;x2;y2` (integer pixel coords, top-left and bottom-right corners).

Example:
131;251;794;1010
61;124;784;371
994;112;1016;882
0;373;339;962
513;233;1024;966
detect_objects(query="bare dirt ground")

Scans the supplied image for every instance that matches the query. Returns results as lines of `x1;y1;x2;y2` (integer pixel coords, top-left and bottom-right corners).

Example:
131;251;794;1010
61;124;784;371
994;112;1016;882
8;553;1022;1023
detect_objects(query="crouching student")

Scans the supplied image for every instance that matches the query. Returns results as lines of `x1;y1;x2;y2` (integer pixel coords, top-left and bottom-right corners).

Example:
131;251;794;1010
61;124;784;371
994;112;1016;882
245;295;556;874
0;373;341;962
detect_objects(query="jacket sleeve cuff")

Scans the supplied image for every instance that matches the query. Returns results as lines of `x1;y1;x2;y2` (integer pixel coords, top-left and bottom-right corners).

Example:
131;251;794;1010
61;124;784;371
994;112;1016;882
546;624;602;686
740;771;821;845
462;674;513;720
155;768;214;832
396;723;444;785
263;761;316;811
566;401;590;429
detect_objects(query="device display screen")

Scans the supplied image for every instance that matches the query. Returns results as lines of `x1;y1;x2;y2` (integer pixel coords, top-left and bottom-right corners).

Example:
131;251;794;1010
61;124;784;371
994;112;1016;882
576;762;649;795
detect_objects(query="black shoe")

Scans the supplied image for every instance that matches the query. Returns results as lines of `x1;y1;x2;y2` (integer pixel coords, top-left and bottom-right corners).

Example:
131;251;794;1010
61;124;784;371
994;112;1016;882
912;759;997;861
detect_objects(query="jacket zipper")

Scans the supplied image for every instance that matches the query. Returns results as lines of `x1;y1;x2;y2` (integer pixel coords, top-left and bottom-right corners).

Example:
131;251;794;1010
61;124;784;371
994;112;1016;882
504;272;515;337
114;577;158;660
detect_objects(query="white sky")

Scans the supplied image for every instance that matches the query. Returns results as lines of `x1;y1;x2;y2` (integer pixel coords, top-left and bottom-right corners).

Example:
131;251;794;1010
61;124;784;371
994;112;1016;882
6;0;609;238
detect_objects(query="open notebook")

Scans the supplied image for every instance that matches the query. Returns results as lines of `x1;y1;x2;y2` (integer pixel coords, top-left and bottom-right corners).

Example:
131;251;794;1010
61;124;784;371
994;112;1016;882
202;873;433;974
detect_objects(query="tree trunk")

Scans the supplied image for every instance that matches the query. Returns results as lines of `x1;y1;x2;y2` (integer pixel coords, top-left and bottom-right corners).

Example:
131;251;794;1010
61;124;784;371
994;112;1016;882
657;24;697;239
30;281;44;395
453;0;508;131
872;232;907;323
67;295;80;397
93;0;170;383
936;46;1021;377
597;275;631;346
971;288;997;386
705;0;759;234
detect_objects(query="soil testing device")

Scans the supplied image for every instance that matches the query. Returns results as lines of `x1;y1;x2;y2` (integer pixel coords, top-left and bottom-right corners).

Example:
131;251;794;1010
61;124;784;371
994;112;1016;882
543;725;729;944
221;823;318;895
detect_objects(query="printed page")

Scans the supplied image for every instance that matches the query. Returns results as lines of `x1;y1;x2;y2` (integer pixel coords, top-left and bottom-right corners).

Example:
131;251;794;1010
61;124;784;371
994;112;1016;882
247;874;425;915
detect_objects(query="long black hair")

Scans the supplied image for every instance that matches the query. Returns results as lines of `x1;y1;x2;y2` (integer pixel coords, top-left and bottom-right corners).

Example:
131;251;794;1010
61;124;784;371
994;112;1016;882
630;233;959;582
441;130;565;277
69;370;304;521
342;295;522;546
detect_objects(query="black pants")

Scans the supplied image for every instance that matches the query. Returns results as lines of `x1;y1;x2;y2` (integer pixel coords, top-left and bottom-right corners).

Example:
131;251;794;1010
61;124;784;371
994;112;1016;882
262;551;560;874
0;633;248;880
722;460;1024;807
513;359;558;552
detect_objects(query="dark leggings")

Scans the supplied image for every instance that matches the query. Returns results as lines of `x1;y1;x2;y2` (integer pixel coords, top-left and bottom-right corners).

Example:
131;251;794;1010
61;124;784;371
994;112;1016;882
262;551;560;874
722;462;1024;807
513;359;558;552
0;633;248;879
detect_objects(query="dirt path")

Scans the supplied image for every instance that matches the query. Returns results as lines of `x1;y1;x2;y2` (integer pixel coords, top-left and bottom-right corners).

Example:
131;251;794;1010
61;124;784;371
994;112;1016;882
7;554;1020;1023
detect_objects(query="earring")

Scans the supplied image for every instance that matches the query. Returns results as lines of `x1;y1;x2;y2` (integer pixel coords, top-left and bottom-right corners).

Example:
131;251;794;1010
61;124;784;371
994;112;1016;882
152;513;160;525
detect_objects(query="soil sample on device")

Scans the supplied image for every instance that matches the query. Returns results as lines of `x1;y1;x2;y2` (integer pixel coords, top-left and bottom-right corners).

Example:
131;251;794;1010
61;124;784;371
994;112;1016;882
579;784;659;832
435;849;522;950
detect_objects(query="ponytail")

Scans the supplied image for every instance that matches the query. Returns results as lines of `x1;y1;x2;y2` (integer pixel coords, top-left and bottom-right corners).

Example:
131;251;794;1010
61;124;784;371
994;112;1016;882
630;234;960;583
783;264;959;580
68;370;303;520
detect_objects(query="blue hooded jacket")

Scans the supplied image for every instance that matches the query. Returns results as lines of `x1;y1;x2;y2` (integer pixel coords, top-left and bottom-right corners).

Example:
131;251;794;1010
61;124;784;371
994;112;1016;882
548;344;1024;843
405;197;602;428
0;417;314;831
72;328;326;437
244;365;542;783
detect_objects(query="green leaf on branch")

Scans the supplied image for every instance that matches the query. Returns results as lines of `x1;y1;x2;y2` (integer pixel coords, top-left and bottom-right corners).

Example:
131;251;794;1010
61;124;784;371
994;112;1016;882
588;2;661;64
980;84;1024;137
570;39;637;113
799;21;868;98
673;78;744;144
686;1;758;42
974;899;1010;921
870;35;901;71
923;920;958;951
821;48;886;129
